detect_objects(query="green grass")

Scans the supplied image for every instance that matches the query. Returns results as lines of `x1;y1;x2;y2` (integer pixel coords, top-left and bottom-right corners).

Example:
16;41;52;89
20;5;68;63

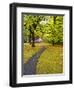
36;45;63;74
23;42;63;74
23;43;48;63
23;43;41;63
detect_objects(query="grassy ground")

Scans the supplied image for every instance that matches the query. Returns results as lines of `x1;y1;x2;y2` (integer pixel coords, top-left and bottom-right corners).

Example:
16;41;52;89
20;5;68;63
36;45;63;74
23;43;48;63
23;43;63;74
24;43;40;63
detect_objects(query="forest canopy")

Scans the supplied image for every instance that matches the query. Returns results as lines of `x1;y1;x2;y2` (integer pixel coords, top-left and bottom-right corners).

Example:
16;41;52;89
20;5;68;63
23;14;63;47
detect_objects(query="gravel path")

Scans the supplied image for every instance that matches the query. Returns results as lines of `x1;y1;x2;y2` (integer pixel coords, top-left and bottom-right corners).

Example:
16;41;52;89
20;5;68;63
23;46;46;75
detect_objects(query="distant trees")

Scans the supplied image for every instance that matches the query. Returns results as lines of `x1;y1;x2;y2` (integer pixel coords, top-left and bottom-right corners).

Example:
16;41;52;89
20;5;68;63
23;14;63;46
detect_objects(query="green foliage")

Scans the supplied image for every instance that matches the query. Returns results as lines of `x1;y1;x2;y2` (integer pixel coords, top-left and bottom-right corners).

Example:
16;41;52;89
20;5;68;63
23;14;63;45
44;16;63;44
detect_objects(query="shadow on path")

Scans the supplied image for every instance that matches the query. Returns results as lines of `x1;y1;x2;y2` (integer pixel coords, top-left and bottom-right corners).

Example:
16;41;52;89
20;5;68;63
23;46;46;75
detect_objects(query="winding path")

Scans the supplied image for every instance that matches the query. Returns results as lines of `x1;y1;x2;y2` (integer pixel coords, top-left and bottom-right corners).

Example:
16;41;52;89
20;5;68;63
23;46;46;75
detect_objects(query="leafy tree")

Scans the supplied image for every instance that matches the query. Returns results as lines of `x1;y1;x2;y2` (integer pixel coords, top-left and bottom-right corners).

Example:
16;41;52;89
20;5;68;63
23;15;45;47
23;14;63;46
45;16;63;45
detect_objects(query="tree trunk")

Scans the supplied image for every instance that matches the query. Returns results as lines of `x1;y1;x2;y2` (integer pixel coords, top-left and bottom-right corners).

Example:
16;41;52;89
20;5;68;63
29;32;32;45
52;39;54;46
32;31;35;47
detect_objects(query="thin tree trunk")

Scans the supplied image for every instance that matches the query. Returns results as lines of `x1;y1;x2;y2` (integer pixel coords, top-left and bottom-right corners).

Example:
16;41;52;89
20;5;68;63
52;39;54;46
29;32;32;44
32;31;35;47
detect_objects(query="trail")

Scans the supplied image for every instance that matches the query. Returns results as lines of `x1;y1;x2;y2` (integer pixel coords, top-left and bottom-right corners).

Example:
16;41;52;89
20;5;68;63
23;46;46;75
